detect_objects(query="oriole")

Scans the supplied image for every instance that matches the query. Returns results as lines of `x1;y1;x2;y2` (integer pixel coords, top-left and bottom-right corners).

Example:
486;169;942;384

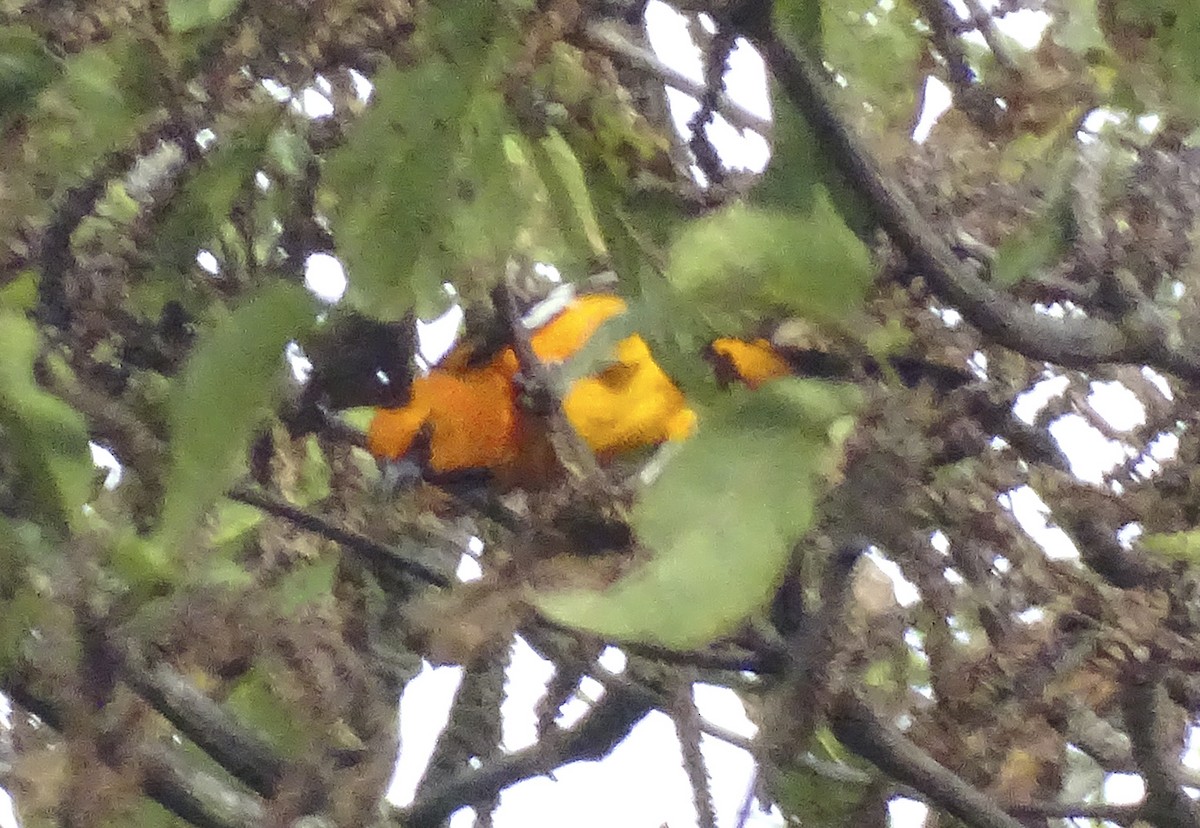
366;294;786;481
369;294;801;480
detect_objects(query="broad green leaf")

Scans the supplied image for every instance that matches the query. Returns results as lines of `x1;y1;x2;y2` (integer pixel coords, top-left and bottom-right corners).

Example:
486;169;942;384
1100;0;1200;122
156;283;315;555
535;379;859;648
773;764;872;826
752;96;824;215
992;209;1072;287
774;0;824;56
0;25;59;125
527;129;606;266
666;195;872;335
324;6;520;318
324;60;472;318
166;0;243;32
991;151;1075;285
0;270;37;312
1140;529;1200;562
0;314;93;531
822;0;924;133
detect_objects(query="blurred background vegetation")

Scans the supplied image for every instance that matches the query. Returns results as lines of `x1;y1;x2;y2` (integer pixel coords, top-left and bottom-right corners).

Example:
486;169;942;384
4;0;1200;826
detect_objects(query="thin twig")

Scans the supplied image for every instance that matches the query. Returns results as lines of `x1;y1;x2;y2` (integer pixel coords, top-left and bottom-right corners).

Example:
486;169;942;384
400;686;652;828
494;279;614;496
671;679;718;828
688;26;738;186
578;20;771;136
227;483;454;588
959;0;1019;73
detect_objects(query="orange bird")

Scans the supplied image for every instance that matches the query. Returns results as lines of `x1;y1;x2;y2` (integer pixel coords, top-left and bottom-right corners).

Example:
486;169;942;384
367;294;707;481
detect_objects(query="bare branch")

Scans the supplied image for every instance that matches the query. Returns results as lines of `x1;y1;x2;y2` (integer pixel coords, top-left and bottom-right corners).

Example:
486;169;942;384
400;686;652;828
5;674;265;828
670;680;717;828
116;642;288;798
1122;676;1200;828
227;483;455;588
829;691;1024;828
579;19;771;136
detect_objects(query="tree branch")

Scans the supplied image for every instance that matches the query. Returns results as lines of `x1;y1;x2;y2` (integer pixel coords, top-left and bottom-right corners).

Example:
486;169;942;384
1122;675;1200;828
399;685;652;828
749;27;1200;384
578;19;771;136
829;691;1024;828
115;642;288;799
227;483;454;588
5;674;264;828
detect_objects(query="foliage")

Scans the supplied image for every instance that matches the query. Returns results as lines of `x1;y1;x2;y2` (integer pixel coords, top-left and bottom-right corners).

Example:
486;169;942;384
3;1;1200;828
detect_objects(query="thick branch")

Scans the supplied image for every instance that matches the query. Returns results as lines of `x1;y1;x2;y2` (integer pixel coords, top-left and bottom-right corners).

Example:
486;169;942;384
1122;677;1200;828
116;643;288;798
6;674;264;828
750;29;1200;384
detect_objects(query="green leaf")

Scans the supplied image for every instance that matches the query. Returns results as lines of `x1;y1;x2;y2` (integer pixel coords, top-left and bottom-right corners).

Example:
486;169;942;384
535;379;859;648
155;283;315;556
752;95;824;215
822;0;924;133
0;314;93;531
991;154;1075;286
166;0;243;32
274;555;339;614
773;765;871;826
324;6;520;318
225;667;311;757
666;194;873;334
774;0;824;56
1140;529;1200;562
527;128;606;267
0;25;59;125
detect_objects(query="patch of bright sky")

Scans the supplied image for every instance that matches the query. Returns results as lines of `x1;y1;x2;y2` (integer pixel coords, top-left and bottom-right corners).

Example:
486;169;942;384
1104;772;1145;805
1136;430;1181;477
867;548;921;607
197;249;220;275
1049;414;1130;484
1000;486;1079;559
304;253;348;303
1013;375;1068;424
1088;381;1146;431
295;88;334;120
89;442;122;489
645;1;771;173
